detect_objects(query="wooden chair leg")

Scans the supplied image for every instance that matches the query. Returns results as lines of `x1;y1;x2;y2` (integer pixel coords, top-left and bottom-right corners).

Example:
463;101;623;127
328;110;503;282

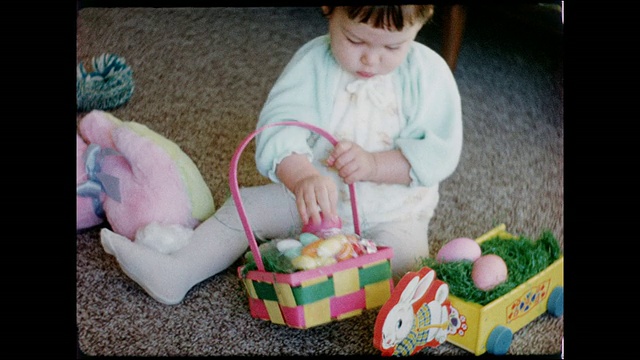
441;4;467;71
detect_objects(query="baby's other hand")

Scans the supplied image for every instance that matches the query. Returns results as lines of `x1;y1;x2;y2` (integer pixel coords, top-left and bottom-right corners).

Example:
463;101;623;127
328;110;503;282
326;140;377;184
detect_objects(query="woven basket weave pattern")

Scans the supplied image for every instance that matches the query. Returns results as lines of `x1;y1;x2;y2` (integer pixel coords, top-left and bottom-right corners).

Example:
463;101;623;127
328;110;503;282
232;121;394;329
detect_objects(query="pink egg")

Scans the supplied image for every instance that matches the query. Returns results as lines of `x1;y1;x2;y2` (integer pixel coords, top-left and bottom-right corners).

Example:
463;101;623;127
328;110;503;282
472;254;508;291
302;213;342;237
436;237;482;263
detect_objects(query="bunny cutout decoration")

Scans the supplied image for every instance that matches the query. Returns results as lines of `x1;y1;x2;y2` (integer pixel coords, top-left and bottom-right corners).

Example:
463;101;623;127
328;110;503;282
373;267;452;356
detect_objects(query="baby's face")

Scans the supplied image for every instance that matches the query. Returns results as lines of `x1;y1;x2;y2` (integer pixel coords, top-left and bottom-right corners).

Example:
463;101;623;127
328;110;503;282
326;7;423;79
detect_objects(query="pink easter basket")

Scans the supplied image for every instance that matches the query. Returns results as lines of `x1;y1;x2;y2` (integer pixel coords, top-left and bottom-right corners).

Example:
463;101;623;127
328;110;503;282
231;121;394;329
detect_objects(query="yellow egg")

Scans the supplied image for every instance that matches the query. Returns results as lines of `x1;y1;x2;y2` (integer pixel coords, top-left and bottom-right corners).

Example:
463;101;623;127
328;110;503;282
471;254;508;291
291;255;319;270
316;236;346;258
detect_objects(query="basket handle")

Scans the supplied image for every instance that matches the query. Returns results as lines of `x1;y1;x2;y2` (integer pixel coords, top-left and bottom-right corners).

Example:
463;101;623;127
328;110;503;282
229;121;360;271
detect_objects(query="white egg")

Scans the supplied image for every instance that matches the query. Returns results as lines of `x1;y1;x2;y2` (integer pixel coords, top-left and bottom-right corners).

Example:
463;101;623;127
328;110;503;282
276;239;303;253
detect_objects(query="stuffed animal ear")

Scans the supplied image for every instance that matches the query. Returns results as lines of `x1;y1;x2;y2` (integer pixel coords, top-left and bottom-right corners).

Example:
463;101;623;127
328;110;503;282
123;121;215;223
78;110;123;148
98;118;215;240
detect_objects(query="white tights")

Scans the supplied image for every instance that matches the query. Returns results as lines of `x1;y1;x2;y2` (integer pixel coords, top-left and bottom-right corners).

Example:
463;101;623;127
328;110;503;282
101;183;436;304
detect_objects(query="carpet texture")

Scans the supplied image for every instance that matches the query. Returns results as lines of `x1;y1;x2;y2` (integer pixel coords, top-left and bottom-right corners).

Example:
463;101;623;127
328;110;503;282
76;5;563;357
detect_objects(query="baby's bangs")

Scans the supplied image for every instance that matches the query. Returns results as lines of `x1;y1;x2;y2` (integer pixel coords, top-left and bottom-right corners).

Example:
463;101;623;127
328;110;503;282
347;5;433;30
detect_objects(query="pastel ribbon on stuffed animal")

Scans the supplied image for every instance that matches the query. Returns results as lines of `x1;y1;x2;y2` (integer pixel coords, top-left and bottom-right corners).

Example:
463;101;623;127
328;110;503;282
77;143;126;219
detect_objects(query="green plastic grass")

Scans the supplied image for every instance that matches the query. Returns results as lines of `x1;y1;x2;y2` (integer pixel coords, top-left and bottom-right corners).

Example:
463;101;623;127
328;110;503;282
241;240;298;276
419;230;561;305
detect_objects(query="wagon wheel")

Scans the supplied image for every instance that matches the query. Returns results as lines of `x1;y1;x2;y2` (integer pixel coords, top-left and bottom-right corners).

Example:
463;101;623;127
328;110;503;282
486;325;513;355
547;286;564;317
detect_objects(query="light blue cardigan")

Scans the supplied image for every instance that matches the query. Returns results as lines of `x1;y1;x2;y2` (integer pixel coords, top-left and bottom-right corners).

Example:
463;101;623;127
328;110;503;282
256;34;462;188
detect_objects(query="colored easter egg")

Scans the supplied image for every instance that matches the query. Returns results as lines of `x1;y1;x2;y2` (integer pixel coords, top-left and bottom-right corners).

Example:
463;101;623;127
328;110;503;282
291;255;318;270
276;239;303;253
299;232;320;246
302;213;342;237
276;239;303;259
471;254;508;291
316;235;347;258
436;237;482;263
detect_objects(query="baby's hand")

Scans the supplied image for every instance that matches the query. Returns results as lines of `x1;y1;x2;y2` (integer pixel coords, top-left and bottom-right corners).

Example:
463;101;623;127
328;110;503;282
326;140;377;184
292;174;339;226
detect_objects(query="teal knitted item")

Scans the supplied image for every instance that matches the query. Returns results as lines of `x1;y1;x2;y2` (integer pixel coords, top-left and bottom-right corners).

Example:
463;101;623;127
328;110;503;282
77;54;134;112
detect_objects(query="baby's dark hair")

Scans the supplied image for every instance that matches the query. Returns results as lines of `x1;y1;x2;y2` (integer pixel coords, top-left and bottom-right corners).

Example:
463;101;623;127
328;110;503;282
323;5;434;31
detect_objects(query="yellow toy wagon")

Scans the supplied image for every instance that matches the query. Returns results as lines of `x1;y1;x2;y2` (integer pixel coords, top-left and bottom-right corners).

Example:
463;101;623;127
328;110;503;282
444;224;564;356
372;223;563;356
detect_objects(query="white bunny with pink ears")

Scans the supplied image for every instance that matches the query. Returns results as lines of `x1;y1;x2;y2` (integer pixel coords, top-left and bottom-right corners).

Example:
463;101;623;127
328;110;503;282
373;267;452;356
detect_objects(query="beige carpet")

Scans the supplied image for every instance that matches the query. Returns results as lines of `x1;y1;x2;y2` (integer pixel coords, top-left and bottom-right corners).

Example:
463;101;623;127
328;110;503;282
76;6;564;357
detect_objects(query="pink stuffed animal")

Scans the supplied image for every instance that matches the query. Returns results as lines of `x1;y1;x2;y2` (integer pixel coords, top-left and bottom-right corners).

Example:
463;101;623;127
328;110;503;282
76;110;215;242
